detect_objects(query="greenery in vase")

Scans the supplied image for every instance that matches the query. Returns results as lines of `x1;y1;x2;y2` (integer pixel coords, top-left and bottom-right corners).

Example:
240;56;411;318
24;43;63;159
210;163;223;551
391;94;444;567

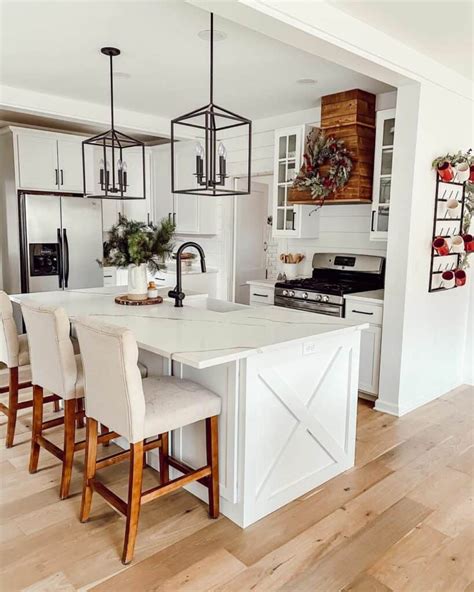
104;214;175;272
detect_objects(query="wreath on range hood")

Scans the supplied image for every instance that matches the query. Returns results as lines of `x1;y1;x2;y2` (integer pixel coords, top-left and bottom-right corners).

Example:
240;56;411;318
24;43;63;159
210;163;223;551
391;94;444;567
292;128;353;209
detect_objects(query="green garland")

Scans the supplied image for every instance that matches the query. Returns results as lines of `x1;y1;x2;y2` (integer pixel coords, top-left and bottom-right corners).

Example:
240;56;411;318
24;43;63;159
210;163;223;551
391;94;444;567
292;129;353;208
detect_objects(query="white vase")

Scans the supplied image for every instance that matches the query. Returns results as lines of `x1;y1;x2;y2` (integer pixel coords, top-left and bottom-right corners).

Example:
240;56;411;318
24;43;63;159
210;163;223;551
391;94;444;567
127;264;148;301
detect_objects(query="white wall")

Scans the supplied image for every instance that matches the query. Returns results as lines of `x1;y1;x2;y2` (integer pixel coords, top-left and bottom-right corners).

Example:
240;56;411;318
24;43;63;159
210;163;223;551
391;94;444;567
377;81;473;414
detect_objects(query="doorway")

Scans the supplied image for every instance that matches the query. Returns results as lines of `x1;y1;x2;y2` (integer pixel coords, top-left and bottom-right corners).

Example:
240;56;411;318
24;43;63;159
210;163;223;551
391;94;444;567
231;179;269;304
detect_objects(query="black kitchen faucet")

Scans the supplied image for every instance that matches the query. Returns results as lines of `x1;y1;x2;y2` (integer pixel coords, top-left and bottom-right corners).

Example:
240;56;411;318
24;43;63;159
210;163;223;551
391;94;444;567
168;241;206;307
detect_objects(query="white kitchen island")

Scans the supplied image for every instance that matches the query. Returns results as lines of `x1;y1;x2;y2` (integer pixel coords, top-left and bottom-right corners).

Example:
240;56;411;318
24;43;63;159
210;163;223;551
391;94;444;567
11;287;367;528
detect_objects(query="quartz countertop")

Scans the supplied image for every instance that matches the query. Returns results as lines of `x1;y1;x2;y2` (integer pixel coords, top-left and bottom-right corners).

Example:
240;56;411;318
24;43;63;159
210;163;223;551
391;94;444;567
11;287;368;370
245;279;276;289
344;289;384;304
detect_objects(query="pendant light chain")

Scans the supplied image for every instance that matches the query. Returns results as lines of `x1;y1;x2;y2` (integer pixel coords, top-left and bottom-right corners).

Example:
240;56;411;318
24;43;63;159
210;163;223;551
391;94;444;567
209;12;214;105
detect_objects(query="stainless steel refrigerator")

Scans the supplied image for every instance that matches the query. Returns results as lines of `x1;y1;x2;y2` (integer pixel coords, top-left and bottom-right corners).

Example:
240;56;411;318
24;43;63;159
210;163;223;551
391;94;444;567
20;194;103;293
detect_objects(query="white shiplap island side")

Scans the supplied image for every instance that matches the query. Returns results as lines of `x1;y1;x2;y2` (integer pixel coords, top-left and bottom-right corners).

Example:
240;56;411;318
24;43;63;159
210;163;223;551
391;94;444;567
11;287;367;527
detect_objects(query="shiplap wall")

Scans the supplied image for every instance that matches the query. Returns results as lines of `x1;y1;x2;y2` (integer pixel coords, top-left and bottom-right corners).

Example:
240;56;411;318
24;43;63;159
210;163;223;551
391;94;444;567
221;96;396;278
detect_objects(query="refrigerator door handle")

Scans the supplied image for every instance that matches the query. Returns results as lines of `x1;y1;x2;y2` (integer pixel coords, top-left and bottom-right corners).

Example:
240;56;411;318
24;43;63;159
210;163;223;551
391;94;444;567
63;228;70;288
57;227;64;289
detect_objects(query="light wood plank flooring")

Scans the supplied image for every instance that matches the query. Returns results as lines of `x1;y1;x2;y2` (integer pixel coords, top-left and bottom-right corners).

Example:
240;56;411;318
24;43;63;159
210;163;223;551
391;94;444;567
1;384;473;591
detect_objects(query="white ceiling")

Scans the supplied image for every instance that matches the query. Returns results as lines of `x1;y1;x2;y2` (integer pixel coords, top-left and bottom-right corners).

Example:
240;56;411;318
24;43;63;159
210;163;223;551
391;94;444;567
0;0;393;122
328;0;473;80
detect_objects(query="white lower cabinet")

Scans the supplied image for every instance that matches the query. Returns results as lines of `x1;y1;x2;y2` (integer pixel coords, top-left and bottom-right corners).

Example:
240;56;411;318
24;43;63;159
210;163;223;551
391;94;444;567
248;283;275;306
358;324;382;395
344;296;383;398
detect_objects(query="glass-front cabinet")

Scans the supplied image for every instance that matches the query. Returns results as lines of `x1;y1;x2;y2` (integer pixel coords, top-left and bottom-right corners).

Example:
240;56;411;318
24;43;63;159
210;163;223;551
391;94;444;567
370;109;396;240
272;126;319;238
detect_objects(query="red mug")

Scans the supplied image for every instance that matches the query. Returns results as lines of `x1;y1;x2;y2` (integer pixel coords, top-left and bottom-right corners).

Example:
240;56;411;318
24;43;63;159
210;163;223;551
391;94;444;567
437;161;455;182
463;234;474;252
433;237;450;255
454;269;466;286
470;165;474;182
441;270;455;288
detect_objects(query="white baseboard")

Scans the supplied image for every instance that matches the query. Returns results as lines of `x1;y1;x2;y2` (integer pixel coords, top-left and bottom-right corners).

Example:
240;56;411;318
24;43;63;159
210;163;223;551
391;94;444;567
375;383;472;417
373;399;400;416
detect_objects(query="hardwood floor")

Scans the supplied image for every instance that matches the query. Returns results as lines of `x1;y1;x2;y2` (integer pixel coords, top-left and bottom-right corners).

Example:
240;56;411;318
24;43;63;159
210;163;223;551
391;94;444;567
0;384;473;591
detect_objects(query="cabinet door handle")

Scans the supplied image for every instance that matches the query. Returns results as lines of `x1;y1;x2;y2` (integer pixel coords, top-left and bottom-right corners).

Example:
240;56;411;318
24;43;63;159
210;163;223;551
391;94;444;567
55;168;59;186
173;212;176;225
252;293;268;298
351;309;373;315
60;169;64;186
371;211;375;232
168;212;171;222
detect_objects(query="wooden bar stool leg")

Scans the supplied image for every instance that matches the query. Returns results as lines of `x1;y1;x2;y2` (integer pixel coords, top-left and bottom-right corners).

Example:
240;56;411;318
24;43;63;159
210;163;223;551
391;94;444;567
53;399;61;413
29;385;44;473
80;417;98;522
59;399;76;500
122;441;144;565
206;416;219;519
159;432;169;485
76;398;85;429
100;423;110;446
6;367;19;448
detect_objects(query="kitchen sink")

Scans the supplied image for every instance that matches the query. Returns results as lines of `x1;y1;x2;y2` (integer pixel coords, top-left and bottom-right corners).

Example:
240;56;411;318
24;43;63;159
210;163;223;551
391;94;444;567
183;296;247;313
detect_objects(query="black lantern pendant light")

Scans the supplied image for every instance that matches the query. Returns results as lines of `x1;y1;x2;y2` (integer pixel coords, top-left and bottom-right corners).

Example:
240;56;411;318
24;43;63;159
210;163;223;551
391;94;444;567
171;13;252;197
82;47;146;200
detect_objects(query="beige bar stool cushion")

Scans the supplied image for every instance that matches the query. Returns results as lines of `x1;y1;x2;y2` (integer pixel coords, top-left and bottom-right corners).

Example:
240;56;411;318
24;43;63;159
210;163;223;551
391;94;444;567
75;317;221;443
0;291;29;369
21;302;82;400
143;376;221;438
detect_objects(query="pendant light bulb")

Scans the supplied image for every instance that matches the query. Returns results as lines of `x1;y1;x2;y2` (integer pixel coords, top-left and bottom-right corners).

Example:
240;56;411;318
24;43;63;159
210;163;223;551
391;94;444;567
218;142;227;158
195;142;204;157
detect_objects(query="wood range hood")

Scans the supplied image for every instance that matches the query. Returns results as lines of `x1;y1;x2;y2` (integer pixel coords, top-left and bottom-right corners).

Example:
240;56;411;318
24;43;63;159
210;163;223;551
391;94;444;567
289;89;376;205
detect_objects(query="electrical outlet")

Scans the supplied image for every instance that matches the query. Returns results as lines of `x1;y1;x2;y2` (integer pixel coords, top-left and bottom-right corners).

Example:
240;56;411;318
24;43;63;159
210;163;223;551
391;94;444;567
303;341;318;355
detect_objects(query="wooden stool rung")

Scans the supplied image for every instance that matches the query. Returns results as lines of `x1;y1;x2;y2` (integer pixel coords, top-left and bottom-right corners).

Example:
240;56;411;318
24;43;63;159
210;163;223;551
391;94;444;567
37;435;64;461
91;479;127;515
167;456;210;487
141;465;211;505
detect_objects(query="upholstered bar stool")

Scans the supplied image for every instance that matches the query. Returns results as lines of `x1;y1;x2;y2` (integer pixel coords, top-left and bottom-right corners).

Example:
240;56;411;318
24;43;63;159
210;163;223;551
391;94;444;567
21;301;116;499
75;317;221;565
0;291;61;447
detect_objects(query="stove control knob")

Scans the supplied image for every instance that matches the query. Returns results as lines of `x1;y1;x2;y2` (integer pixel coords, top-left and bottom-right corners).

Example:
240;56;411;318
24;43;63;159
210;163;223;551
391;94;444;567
321;295;330;303
282;290;288;296
289;290;295;297
302;292;309;299
315;294;322;302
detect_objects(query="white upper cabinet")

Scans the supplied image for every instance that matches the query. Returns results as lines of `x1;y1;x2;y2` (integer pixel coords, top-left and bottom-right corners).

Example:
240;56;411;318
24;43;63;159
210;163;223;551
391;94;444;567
152;144;174;225
16;132;59;191
151;143;218;235
272;126;319;239
370;109;396;241
16;129;89;193
57;136;85;192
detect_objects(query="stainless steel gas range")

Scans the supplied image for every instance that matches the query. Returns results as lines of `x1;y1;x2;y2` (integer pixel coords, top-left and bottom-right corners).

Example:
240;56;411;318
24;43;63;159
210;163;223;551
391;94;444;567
275;253;385;318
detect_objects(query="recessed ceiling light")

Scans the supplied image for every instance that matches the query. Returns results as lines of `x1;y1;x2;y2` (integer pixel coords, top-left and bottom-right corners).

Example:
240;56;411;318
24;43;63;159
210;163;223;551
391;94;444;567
296;78;318;85
198;29;227;42
113;71;131;79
